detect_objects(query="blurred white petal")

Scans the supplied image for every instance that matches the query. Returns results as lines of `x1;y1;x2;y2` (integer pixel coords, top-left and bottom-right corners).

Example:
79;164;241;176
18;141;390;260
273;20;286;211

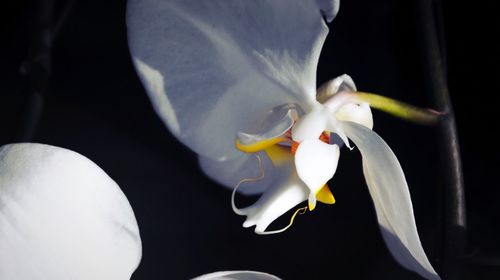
341;122;439;280
128;0;338;160
0;143;142;280
192;270;280;280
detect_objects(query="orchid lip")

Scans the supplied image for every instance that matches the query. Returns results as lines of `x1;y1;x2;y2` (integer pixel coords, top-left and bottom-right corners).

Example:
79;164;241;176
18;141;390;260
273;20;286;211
232;161;310;234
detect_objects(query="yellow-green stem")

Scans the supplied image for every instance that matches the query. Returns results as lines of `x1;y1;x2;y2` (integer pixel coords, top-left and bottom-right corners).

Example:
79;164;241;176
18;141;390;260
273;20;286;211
356;91;443;125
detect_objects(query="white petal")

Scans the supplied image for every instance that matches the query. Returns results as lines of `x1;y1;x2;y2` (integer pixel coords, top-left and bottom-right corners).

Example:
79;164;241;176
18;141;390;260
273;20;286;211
127;0;338;160
316;73;357;103
341;122;440;280
294;139;340;194
198;152;276;195
336;102;374;129
192;270;281;280
238;161;309;234
0;143;142;280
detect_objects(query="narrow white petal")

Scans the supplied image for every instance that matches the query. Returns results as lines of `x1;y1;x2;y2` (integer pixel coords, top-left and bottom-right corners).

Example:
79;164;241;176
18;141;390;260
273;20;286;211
341;122;440;280
128;0;338;161
0;143;142;280
192;270;281;280
294;139;340;194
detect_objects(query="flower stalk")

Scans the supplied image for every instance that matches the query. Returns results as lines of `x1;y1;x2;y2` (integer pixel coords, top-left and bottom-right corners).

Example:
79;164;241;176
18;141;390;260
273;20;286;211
415;0;467;279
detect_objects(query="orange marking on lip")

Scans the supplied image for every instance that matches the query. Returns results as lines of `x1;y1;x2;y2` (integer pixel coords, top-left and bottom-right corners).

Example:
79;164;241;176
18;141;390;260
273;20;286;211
290;132;330;155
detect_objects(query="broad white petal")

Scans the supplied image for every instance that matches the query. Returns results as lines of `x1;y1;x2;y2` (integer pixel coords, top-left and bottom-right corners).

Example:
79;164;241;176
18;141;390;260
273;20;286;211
198;152;276;195
128;0;338;160
192;270;280;280
336;102;374;129
341;122;440;280
0;143;142;280
294;139;340;194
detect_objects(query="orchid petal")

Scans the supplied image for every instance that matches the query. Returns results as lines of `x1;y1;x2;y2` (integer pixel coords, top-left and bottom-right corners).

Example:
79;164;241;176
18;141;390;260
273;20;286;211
316;74;357;103
294;139;340;200
192;270;280;280
128;0;338;161
0;143;142;280
341;122;439;280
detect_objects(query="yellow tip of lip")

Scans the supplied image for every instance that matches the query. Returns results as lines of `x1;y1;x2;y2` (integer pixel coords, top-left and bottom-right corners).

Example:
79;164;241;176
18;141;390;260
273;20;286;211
308;200;316;211
316;184;335;205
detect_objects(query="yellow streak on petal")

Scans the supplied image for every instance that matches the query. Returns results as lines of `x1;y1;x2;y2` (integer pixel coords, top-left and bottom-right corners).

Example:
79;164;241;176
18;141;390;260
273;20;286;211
316;184;336;204
235;137;288;153
263;145;290;166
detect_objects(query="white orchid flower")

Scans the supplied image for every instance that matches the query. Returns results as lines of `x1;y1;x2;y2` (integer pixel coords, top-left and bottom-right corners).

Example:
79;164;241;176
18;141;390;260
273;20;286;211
127;0;441;279
0;143;280;280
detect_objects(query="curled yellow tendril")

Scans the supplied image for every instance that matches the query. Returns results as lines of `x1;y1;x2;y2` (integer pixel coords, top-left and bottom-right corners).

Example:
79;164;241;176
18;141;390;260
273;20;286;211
231;154;265;215
257;206;308;235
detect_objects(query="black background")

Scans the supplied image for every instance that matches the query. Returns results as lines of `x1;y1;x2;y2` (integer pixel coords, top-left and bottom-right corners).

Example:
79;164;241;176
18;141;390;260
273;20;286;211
1;0;499;279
